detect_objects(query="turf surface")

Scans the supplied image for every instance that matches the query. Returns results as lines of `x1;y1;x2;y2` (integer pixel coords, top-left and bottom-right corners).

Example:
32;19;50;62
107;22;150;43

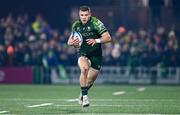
0;85;180;114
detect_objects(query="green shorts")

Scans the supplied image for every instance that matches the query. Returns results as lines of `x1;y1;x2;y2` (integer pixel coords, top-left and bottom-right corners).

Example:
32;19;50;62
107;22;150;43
78;52;102;70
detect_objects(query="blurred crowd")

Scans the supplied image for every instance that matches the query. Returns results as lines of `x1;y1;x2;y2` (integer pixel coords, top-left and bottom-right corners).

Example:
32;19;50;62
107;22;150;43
104;26;179;67
0;14;77;67
0;14;179;67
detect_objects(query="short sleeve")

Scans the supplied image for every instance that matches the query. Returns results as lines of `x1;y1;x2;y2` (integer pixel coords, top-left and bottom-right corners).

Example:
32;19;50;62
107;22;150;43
72;22;76;31
94;19;107;35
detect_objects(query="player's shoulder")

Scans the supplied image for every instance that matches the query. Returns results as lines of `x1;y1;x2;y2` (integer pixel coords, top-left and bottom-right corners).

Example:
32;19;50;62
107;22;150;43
72;20;81;28
91;16;100;23
91;16;104;26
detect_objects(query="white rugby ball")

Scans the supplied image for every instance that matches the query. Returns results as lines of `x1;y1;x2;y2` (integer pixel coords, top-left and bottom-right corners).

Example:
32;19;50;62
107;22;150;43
72;31;83;46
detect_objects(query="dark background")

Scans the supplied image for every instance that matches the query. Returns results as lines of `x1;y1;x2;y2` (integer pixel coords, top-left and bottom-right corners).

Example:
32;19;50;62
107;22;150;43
0;0;180;30
0;0;112;30
0;0;86;29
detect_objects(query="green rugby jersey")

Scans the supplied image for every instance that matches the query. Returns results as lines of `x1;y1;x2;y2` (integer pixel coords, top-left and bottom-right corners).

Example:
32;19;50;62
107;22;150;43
72;16;108;57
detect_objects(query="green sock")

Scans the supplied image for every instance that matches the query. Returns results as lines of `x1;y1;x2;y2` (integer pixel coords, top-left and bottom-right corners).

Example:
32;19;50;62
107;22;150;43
81;86;88;95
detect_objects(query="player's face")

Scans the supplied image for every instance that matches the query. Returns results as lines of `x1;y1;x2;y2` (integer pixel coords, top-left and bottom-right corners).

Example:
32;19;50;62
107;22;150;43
79;10;91;24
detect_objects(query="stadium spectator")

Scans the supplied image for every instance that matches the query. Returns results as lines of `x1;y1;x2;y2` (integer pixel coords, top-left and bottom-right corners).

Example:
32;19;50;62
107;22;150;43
0;12;179;68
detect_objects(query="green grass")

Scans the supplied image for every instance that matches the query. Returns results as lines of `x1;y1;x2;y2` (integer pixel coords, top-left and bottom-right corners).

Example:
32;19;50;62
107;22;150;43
0;85;180;114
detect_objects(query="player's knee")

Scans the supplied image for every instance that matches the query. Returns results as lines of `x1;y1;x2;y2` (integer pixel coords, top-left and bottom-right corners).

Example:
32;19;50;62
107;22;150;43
80;67;88;75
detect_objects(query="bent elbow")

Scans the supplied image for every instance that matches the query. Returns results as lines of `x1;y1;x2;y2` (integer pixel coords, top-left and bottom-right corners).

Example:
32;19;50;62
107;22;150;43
108;36;112;42
67;41;70;46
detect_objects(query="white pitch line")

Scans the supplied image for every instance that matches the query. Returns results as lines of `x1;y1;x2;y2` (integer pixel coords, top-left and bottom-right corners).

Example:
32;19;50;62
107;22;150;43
137;87;146;92
113;91;126;95
27;103;53;108
0;111;9;114
66;98;79;102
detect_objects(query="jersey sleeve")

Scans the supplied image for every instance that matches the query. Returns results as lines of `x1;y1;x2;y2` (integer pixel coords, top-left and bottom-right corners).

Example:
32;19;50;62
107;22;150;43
71;22;76;31
94;18;108;35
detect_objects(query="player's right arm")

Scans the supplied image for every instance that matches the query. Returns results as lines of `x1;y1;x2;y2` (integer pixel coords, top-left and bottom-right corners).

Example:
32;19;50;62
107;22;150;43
67;34;80;46
67;22;80;46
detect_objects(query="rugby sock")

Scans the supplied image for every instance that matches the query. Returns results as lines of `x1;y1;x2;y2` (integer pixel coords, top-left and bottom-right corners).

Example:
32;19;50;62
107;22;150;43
81;86;88;95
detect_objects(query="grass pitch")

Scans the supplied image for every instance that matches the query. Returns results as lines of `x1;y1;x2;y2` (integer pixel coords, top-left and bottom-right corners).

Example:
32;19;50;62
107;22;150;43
0;85;180;114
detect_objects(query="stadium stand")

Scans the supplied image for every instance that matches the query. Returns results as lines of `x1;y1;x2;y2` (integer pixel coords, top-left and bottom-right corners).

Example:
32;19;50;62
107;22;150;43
0;13;179;67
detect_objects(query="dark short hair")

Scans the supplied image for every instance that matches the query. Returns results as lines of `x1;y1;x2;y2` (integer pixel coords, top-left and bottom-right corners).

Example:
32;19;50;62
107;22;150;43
79;5;91;12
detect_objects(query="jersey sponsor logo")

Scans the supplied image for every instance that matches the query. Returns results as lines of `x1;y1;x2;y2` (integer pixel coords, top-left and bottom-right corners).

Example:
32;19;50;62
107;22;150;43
81;32;94;37
75;27;94;38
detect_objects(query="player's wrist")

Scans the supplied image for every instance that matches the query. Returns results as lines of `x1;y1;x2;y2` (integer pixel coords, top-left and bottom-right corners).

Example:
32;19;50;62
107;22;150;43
95;39;101;43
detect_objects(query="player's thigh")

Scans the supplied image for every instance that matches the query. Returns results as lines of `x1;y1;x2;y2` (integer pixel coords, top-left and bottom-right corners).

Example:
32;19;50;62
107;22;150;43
87;67;99;81
78;56;90;70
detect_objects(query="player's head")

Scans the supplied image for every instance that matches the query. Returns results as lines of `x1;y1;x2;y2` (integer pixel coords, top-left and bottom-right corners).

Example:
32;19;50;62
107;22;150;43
79;5;91;24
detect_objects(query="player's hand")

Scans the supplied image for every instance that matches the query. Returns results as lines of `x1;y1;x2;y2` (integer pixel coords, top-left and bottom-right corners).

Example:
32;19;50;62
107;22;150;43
73;39;80;47
68;38;80;47
86;39;96;46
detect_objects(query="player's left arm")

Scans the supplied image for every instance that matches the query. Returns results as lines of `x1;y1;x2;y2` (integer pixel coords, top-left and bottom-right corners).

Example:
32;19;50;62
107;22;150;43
86;31;111;46
98;31;112;43
86;18;112;46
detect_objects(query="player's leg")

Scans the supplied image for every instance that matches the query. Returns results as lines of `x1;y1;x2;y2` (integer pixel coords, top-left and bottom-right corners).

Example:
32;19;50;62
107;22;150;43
87;56;101;90
87;67;99;90
78;56;90;107
78;68;99;106
78;62;99;106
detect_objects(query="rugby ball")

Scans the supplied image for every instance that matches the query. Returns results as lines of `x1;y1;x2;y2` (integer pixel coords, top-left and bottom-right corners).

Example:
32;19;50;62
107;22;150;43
72;31;83;46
